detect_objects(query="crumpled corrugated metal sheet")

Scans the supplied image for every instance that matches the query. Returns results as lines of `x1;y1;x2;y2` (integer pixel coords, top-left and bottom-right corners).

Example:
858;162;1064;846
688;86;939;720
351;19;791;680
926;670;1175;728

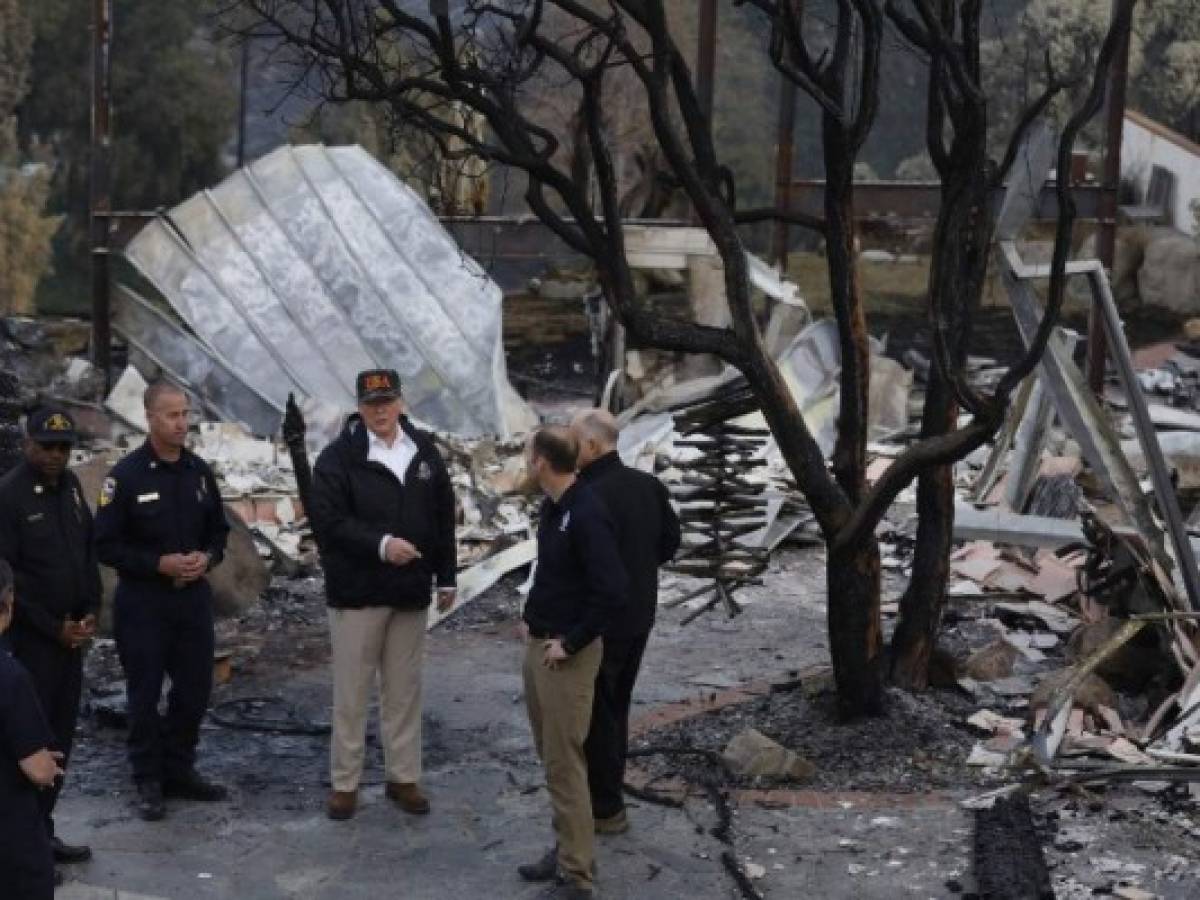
121;144;534;438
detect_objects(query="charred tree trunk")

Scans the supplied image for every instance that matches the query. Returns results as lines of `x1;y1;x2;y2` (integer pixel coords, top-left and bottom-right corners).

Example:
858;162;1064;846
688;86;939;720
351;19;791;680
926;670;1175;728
744;348;885;717
820;110;882;714
827;537;885;717
824;127;870;506
889;52;995;686
890;366;957;689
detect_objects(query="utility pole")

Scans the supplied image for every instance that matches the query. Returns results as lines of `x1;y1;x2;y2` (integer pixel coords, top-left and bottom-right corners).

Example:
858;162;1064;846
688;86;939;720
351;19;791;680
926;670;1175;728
90;0;113;389
772;76;797;271
692;0;718;232
1087;0;1132;394
696;0;718;125
237;37;251;169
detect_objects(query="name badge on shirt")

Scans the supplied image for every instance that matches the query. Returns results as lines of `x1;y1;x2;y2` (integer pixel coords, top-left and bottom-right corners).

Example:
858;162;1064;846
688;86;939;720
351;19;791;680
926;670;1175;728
137;492;160;504
416;461;432;481
560;510;571;532
26;512;44;523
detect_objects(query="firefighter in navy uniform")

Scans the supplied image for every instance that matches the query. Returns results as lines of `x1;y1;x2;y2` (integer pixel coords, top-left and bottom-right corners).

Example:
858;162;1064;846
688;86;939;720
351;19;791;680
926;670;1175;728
0;407;100;869
0;557;62;900
94;381;230;821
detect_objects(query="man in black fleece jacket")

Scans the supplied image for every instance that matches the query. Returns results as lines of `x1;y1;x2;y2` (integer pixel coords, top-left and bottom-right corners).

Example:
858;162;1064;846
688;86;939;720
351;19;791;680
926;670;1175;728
309;370;457;822
572;409;680;834
518;425;627;900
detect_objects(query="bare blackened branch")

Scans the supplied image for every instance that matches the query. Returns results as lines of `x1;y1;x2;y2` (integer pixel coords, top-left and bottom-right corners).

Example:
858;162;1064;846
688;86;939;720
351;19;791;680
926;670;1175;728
995;0;1135;397
848;0;884;147
733;207;826;233
834;418;994;553
838;0;1136;548
992;50;1070;191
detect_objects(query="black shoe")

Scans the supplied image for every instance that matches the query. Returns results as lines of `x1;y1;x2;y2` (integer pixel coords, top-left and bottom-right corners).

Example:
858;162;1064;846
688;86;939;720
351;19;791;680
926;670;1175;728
136;781;166;822
51;836;93;864
163;771;228;802
518;846;560;883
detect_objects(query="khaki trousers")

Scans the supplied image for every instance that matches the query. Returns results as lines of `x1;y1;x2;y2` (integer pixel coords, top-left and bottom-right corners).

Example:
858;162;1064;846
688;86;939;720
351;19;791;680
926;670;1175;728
523;637;603;890
329;606;426;792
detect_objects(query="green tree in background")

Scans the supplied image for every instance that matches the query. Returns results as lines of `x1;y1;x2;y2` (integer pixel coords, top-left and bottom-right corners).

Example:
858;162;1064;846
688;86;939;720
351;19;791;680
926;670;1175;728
0;0;33;161
1;0;60;317
0;170;61;315
985;0;1200;145
108;3;234;209
15;0;235;314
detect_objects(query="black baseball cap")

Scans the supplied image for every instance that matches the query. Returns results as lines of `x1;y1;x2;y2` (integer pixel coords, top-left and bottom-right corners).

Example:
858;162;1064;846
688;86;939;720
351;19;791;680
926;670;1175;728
356;369;402;403
27;407;78;444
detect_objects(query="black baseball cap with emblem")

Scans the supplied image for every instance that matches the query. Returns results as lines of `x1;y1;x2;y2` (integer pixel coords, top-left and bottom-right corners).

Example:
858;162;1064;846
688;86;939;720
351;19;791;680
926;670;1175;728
26;407;78;444
356;369;402;403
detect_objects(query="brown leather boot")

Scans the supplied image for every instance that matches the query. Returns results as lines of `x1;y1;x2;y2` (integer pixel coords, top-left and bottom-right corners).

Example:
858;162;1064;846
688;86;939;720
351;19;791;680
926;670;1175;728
327;790;358;820
385;782;430;814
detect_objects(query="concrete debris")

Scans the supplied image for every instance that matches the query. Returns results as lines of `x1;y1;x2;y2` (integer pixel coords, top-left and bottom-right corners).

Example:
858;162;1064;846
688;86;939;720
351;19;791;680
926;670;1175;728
966;710;1026;737
743;861;767;880
947;541;1083;605
210;510;274;618
104;365;151;433
721;728;817;780
966;743;1010;768
962;640;1020;682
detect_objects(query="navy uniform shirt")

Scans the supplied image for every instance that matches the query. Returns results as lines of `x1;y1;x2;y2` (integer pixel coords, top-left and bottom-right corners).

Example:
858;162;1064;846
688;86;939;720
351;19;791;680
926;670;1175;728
0;637;55;884
522;481;628;655
94;442;230;592
0;461;102;642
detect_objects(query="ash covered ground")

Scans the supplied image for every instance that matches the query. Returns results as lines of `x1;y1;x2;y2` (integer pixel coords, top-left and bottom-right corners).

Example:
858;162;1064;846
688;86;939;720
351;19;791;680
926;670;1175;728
51;544;1200;899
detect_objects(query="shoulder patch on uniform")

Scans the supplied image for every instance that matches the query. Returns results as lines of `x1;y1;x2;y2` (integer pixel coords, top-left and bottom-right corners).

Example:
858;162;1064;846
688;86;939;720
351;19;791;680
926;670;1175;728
99;476;117;507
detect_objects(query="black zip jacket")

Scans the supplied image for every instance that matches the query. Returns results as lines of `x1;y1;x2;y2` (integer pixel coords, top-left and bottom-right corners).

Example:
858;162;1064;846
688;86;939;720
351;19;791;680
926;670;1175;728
0;461;102;643
579;452;681;639
310;415;456;610
523;481;628;655
94;442;230;594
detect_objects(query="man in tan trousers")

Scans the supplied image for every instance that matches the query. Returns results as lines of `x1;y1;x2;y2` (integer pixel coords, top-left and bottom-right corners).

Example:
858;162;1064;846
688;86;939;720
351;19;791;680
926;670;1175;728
517;426;628;899
310;369;457;820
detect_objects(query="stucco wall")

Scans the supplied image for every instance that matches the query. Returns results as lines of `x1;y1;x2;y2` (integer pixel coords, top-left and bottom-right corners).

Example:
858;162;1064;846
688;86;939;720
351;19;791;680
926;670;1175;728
1121;111;1200;236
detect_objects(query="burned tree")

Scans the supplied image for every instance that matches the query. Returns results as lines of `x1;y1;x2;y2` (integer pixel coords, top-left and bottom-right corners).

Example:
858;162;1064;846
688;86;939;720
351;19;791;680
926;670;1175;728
225;0;1133;717
878;0;1135;689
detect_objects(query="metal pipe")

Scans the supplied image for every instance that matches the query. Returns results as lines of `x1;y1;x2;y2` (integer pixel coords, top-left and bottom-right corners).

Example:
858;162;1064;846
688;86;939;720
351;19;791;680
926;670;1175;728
90;0;113;390
1087;0;1133;394
771;75;797;270
237;36;251;169
696;0;718;124
1088;266;1200;612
